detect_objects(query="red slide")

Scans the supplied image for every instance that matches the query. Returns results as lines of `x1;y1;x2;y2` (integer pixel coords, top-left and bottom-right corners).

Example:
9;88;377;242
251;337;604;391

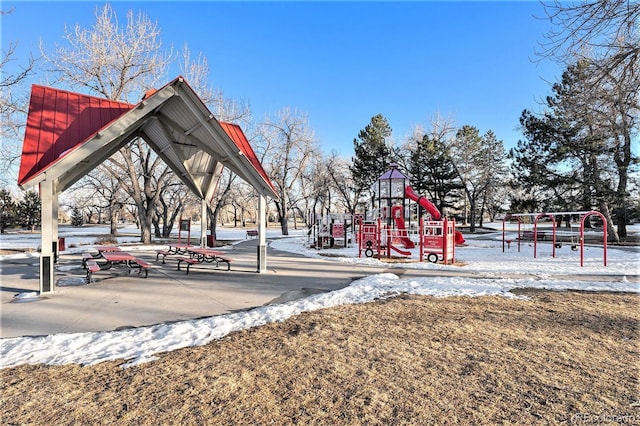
390;206;415;249
405;186;441;220
404;186;465;244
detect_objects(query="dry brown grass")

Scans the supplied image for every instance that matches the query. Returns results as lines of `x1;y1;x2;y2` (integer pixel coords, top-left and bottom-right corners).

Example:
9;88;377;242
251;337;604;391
1;290;638;425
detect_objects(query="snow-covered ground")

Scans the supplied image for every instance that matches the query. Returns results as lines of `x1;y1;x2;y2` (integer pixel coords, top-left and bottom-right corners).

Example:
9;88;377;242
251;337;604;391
1;223;638;369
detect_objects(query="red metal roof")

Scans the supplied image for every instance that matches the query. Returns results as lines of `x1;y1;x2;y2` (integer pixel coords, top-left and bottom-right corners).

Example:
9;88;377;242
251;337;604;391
18;85;133;187
219;122;278;195
18;80;277;200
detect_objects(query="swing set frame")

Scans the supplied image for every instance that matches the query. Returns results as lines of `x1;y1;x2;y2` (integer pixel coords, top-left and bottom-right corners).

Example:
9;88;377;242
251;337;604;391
501;210;607;267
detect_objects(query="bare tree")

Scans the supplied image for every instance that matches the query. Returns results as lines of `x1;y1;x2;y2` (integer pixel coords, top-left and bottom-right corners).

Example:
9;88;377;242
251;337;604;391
38;4;174;242
0;8;37;187
40;4;248;243
84;170;127;233
207;168;239;238
537;1;639;239
291;151;329;228
227;180;257;227
152;174;196;239
62;170;122;227
539;0;639;78
259;108;318;235
40;4;171;100
325;153;360;215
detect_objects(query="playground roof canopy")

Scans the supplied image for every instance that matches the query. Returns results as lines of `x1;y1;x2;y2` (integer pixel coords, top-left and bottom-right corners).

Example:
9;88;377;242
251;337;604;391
378;168;410;181
18;76;278;203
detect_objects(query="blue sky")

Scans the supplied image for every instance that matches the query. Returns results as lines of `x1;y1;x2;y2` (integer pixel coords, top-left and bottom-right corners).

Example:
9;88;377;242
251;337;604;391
3;1;562;156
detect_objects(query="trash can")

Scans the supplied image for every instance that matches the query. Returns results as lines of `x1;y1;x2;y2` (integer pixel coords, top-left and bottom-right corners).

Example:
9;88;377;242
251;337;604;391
206;235;215;247
58;237;66;252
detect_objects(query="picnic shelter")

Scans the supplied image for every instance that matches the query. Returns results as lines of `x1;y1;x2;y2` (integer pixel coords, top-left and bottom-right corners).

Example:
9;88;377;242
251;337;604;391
18;76;279;294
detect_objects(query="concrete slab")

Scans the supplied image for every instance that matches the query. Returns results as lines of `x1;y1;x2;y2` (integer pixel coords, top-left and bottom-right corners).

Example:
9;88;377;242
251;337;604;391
0;239;374;338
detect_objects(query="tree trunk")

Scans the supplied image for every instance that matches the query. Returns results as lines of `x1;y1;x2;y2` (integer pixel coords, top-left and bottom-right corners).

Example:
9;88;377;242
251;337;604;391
464;185;477;233
276;202;289;235
616;207;627;239
599;199;619;243
280;214;289;235
109;203;118;235
137;202;154;243
274;197;289;235
209;206;218;240
152;219;162;238
163;204;180;238
469;199;477;233
233;205;238;227
614;151;629;239
120;145;155;244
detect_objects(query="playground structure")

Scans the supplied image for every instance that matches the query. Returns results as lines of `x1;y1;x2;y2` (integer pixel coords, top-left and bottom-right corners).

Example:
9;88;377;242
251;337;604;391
308;212;353;249
352;164;464;264
356;215;458;264
308;167;609;269
501;211;607;267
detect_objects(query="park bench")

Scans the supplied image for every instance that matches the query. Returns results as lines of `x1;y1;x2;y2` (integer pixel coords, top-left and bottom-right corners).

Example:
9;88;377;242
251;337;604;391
519;230;546;241
214;255;233;271
176;257;200;274
129;258;152;278
85;261;101;282
246;230;258;238
85;256;151;281
82;252;97;268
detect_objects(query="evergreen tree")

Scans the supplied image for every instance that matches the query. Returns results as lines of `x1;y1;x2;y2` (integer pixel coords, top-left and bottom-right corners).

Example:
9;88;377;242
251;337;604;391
448;126;508;231
511;61;631;241
508;110;558;212
409;135;463;217
350;114;392;203
71;207;84;227
0;189;17;233
476;130;508;226
17;190;41;231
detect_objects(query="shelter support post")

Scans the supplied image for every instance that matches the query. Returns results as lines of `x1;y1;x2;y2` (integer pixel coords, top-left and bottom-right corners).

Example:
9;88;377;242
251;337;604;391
200;199;208;248
39;179;55;294
52;191;59;263
257;194;267;273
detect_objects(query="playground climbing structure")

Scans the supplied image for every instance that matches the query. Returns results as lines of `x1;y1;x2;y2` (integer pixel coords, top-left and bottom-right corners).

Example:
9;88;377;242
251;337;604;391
355;164;464;263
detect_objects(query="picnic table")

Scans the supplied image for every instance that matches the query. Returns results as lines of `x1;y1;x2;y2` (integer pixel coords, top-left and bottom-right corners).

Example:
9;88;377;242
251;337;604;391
95;245;121;253
156;243;196;263
175;247;234;274
85;250;151;281
101;250;136;266
168;244;194;255
187;247;225;262
83;245;121;266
